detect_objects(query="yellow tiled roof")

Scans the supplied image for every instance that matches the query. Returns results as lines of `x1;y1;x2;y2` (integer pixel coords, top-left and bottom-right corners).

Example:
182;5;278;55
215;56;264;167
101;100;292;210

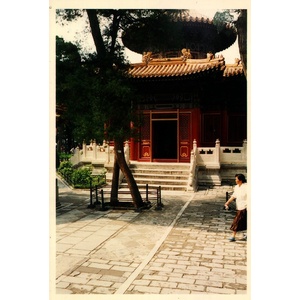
223;59;244;77
128;52;243;78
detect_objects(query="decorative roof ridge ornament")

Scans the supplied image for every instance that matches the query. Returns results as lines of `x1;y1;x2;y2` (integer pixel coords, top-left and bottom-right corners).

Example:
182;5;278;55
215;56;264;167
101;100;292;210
206;52;214;61
181;48;192;61
211;54;225;63
142;52;152;65
223;58;244;77
225;58;241;67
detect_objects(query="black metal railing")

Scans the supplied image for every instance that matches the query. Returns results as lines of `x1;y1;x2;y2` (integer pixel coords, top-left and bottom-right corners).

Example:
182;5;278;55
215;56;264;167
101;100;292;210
88;183;163;211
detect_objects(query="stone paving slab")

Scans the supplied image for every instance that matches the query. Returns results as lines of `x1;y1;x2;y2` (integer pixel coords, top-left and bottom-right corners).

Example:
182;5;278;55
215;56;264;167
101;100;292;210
124;194;247;295
54;183;248;296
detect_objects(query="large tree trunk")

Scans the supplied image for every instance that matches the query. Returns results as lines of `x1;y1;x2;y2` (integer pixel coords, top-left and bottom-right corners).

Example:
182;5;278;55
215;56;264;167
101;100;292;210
113;138;144;209
110;158;120;205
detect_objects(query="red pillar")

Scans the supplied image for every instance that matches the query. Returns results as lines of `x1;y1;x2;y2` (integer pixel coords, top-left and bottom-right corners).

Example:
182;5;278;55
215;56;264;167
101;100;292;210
129;122;136;160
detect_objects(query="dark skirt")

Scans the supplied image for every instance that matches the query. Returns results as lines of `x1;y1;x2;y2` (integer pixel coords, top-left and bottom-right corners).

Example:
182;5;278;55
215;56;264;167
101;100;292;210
230;209;247;232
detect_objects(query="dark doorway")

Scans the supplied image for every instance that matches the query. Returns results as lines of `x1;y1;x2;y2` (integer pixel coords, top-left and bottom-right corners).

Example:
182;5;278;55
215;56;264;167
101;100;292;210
152;120;177;159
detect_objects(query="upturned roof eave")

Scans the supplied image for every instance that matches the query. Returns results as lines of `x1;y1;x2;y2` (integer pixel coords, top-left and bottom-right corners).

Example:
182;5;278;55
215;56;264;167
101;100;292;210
128;56;244;79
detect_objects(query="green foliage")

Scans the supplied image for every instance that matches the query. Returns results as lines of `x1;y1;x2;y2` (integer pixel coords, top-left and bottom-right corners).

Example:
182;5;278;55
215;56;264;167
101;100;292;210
93;71;137;141
56;36;104;144
58;162;106;188
59;152;72;161
72;166;92;186
56;9;84;24
58;161;73;179
90;174;106;187
56;9;190;148
213;10;235;33
56;36;81;65
212;9;246;75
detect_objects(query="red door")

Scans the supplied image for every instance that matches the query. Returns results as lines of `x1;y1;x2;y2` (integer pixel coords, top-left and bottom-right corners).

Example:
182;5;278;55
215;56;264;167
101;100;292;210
138;110;193;162
139;113;151;161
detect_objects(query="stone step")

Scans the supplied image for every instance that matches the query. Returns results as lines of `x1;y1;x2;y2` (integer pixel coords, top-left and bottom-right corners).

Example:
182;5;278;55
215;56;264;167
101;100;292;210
130;162;190;170
128;172;189;180
105;162;190;191
130;168;189;175
119;183;187;191
124;177;187;185
107;176;188;186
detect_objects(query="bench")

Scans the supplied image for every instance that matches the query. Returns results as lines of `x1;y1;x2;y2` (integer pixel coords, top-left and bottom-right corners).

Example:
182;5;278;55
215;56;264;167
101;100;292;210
88;184;163;211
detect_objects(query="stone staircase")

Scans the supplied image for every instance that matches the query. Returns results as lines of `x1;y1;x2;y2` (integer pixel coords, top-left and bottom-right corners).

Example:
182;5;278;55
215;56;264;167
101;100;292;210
106;162;190;191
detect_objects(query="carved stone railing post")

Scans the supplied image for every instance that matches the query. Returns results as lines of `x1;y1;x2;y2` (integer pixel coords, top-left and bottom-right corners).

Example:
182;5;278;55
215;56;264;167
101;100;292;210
187;139;198;191
242;139;247;162
106;141;110;164
82;140;86;158
92;139;97;160
74;147;80;165
193;138;197;154
215;139;220;166
124;141;130;165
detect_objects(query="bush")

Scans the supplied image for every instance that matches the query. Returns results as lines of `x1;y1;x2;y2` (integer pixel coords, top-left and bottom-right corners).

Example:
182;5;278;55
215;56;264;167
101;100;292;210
72;166;92;187
58;161;73;180
59;152;72;161
91;174;106;186
58;162;106;188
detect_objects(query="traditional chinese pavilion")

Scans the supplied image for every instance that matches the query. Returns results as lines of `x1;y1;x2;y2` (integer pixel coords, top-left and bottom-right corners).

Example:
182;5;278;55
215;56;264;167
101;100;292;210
122;15;247;163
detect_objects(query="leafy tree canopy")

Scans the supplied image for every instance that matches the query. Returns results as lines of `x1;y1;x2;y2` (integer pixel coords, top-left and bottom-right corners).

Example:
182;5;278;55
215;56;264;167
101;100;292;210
56;9;189;63
213;10;236;31
213;9;247;75
56;36;101;143
56;35;141;146
56;9;190;146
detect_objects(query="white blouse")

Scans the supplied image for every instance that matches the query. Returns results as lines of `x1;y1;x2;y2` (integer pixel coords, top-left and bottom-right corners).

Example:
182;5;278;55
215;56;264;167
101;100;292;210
232;183;247;210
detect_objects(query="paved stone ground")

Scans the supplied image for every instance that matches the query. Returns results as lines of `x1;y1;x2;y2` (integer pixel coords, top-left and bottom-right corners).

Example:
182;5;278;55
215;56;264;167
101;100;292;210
54;180;248;295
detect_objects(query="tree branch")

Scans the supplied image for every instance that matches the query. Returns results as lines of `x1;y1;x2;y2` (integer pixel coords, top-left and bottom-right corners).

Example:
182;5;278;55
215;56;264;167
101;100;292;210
86;9;107;67
109;11;120;56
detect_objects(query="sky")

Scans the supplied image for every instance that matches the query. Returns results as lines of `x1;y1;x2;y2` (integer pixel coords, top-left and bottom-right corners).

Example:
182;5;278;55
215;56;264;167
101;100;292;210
55;9;240;64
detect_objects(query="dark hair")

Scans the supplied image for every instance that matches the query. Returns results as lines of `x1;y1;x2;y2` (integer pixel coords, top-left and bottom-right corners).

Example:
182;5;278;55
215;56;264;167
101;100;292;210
235;173;246;183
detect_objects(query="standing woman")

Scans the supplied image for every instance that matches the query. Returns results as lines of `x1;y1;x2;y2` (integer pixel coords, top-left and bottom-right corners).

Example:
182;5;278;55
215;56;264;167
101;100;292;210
225;174;247;242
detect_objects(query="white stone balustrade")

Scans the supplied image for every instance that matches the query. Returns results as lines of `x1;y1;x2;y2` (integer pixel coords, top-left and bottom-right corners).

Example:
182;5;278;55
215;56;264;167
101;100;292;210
69;138;246;190
70;140;115;166
191;139;247;189
195;139;247;167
